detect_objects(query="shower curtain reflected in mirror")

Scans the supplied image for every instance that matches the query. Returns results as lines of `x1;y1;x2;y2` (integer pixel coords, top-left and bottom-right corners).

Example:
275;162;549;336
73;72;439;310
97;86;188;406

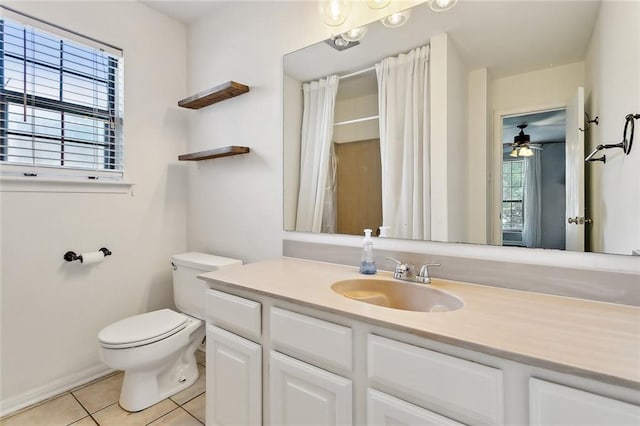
523;154;542;248
376;45;430;240
295;75;339;233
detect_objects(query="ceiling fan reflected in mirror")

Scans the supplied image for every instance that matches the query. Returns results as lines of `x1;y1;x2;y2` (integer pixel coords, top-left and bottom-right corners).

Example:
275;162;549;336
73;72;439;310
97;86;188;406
509;124;541;157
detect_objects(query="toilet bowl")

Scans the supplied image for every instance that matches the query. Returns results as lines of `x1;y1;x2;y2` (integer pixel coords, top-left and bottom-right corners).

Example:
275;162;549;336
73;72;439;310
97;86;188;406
97;252;242;412
99;309;204;412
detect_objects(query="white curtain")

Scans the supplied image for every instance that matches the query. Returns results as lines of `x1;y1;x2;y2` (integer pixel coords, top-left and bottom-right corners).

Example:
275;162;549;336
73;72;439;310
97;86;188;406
375;45;430;240
295;75;339;233
523;154;542;248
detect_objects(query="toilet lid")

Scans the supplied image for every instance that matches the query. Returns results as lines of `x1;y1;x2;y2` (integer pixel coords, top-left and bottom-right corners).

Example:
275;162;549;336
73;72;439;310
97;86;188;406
98;309;188;349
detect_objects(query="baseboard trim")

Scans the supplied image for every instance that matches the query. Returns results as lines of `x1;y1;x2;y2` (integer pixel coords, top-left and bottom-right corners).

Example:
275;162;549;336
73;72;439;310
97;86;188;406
0;364;114;418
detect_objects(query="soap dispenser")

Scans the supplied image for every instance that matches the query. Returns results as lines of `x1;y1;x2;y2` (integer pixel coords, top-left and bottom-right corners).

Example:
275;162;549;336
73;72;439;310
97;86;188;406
359;228;377;275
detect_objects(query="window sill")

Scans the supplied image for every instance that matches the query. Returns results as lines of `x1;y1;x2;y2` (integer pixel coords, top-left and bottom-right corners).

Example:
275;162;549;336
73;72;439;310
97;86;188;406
0;176;134;194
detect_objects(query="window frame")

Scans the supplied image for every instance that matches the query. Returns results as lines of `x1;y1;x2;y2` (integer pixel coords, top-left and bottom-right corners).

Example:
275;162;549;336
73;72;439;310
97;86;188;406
502;159;525;233
0;9;125;186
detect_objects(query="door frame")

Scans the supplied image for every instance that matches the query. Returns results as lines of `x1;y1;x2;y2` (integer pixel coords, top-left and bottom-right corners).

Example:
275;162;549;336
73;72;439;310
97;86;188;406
491;102;566;246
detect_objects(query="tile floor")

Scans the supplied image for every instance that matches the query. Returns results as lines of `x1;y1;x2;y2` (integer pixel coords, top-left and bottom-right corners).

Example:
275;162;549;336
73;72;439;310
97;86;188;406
0;350;206;426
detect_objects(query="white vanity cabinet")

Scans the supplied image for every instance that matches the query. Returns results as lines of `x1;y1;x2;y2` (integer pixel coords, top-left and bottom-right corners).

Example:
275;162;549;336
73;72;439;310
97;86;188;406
530;378;640;425
205;289;262;426
203;285;639;426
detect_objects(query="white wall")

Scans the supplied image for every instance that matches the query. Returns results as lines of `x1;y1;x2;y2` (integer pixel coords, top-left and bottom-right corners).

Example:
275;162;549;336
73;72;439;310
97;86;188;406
0;2;188;414
186;1;425;263
585;1;640;255
467;68;489;244
283;74;302;231
430;33;468;243
445;36;468;243
490;62;585;114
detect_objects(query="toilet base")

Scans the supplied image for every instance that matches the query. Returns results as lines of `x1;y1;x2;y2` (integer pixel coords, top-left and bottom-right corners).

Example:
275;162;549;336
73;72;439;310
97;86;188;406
118;325;205;412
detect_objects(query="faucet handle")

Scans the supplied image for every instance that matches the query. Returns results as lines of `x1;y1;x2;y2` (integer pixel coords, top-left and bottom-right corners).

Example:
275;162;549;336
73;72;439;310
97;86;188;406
385;257;413;280
417;263;440;284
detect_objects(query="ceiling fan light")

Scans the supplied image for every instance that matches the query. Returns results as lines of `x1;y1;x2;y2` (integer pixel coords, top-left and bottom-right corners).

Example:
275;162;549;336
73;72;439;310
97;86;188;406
510;147;519;157
342;26;368;42
319;0;351;26
381;9;411;28
367;0;391;9
519;146;534;157
429;0;458;12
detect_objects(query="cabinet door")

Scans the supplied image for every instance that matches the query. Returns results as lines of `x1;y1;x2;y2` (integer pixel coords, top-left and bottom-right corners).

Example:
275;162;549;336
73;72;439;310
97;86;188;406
530;378;640;425
206;324;261;426
367;388;463;426
269;351;352;425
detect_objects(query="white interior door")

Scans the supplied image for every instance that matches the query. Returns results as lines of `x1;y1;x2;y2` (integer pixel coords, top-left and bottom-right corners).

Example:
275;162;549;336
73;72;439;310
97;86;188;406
565;87;585;252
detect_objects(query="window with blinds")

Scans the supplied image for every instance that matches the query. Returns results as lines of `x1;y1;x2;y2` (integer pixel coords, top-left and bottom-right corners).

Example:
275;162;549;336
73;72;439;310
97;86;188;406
0;11;124;180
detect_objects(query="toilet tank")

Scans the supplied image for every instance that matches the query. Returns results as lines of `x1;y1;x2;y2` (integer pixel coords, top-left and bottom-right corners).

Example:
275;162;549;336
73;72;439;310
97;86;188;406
171;252;242;319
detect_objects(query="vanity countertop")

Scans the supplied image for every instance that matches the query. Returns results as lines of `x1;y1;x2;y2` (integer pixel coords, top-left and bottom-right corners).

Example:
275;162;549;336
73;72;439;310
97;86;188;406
198;257;640;389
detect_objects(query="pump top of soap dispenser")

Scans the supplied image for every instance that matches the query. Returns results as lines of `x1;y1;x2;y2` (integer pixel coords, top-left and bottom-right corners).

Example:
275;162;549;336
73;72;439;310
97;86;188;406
359;228;377;275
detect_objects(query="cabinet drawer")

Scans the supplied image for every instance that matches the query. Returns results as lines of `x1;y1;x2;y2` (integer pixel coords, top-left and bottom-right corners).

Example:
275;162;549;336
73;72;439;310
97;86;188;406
270;307;352;372
368;334;503;426
206;289;261;340
368;388;463;425
530;378;640;425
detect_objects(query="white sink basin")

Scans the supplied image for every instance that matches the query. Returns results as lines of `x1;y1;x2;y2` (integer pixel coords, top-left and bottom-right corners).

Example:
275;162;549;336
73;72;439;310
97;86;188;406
331;279;464;312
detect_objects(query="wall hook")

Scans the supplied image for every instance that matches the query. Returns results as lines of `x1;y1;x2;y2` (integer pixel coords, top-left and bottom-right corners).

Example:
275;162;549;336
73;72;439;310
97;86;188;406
579;112;599;132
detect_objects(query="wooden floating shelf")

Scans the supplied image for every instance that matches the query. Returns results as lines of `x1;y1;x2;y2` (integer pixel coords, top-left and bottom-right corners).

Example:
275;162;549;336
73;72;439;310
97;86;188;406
178;81;249;110
178;146;250;161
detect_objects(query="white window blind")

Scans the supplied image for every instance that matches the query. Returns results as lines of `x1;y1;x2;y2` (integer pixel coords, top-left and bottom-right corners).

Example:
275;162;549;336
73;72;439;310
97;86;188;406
0;7;124;181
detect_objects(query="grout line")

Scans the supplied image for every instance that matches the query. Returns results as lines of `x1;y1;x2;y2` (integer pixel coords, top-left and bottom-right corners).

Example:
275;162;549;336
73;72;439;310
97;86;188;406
182;406;205;425
177;391;206;407
144;406;181;426
68;392;93;425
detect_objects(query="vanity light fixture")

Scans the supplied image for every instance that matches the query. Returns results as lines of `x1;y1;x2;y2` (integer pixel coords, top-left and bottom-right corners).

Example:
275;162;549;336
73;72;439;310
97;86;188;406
428;0;458;12
319;0;352;26
324;35;360;51
381;9;411;28
341;25;368;42
367;0;391;9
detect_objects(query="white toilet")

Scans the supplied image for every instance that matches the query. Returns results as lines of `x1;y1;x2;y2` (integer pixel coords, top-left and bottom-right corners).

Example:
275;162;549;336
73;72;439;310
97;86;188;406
98;252;241;412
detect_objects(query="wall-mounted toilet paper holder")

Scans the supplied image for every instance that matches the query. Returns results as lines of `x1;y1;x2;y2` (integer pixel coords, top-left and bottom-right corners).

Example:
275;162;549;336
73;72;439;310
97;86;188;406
64;247;112;262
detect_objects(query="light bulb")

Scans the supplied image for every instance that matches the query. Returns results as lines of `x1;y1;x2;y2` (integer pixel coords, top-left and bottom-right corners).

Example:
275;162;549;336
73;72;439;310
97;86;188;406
319;0;352;26
342;26;368;42
429;0;457;12
334;36;350;48
510;148;519;157
367;0;391;9
519;146;534;157
380;9;411;28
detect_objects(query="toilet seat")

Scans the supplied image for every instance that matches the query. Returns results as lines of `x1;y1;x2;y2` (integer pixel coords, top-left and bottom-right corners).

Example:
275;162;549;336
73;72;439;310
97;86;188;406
99;309;188;349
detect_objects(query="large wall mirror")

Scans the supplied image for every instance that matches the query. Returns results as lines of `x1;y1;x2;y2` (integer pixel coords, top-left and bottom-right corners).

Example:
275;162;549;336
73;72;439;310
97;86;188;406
283;0;639;256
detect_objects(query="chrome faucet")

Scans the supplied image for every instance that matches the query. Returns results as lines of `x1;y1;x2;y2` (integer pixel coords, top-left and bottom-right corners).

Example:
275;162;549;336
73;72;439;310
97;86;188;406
387;257;440;284
386;257;414;281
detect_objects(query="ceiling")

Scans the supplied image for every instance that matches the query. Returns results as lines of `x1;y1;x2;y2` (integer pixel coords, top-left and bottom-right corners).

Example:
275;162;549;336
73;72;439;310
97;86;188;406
503;109;567;146
139;0;224;24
